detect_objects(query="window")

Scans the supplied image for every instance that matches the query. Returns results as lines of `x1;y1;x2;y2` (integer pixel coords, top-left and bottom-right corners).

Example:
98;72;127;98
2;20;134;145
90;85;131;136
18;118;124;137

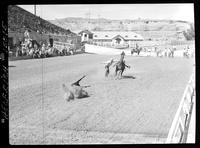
105;35;108;37
115;38;121;44
94;35;98;37
89;34;93;39
125;35;128;37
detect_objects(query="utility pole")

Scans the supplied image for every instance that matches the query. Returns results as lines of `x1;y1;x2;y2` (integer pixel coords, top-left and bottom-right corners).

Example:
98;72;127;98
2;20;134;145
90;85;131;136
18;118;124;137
85;11;91;30
89;10;91;24
34;5;36;16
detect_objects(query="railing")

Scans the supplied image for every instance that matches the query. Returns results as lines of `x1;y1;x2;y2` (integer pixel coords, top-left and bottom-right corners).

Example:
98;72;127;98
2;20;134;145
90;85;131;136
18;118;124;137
53;41;73;47
53;41;74;51
166;73;195;143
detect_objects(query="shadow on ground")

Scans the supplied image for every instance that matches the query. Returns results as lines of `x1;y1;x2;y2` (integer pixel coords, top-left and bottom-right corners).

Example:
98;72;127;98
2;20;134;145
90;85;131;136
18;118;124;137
77;95;90;99
122;75;136;79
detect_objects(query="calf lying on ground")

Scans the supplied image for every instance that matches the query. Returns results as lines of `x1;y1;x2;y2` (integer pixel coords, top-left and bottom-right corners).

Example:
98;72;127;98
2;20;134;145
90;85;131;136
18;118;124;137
62;75;90;102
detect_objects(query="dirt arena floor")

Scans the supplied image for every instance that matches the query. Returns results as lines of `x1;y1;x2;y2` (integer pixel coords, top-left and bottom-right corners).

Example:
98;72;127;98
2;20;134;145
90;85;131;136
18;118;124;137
9;54;194;144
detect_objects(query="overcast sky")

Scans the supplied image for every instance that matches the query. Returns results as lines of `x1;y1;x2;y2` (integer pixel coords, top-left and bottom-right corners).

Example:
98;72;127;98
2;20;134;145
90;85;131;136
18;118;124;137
18;4;194;23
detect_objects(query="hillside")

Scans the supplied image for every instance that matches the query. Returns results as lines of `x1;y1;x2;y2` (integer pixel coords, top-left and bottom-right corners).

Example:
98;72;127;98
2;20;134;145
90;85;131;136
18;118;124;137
49;17;192;33
8;5;76;37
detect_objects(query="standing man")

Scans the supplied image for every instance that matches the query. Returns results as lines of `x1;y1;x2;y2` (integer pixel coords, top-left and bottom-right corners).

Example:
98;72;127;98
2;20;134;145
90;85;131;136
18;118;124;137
104;58;114;77
164;48;167;57
171;45;176;58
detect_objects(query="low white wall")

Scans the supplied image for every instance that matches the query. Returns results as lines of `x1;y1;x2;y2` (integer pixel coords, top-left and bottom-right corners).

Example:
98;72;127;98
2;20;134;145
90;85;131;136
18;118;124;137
85;44;194;57
85;44;131;55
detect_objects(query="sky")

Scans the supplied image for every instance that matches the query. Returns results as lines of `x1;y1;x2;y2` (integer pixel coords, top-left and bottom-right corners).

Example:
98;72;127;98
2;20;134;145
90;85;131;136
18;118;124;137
18;4;194;23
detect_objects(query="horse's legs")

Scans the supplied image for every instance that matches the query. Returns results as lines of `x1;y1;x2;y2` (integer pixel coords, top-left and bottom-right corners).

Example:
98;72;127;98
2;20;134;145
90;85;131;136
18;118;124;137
115;68;120;79
115;67;118;77
121;69;124;78
105;68;109;77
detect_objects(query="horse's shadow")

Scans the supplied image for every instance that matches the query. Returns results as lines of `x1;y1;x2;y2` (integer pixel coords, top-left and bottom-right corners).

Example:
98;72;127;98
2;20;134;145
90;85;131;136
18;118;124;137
121;75;136;79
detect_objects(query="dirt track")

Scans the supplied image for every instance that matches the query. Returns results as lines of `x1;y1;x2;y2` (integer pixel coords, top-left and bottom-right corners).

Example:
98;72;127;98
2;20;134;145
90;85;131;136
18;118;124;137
9;54;194;144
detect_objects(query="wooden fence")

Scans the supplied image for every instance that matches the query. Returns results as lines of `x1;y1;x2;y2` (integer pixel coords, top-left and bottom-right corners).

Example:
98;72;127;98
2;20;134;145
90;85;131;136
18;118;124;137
166;73;195;143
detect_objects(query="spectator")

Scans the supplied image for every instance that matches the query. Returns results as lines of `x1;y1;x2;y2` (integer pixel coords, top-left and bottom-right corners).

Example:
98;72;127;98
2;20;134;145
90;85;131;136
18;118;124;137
106;58;115;77
40;43;46;58
28;48;34;57
24;29;30;39
164;48;167;57
171;45;176;58
15;46;21;57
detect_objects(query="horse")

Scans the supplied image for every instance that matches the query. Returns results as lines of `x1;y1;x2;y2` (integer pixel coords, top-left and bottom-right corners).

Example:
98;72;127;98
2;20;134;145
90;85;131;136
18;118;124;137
131;47;142;55
113;60;130;79
183;49;193;58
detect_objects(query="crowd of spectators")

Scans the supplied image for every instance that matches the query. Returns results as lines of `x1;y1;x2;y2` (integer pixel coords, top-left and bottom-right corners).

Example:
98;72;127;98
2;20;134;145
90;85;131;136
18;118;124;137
13;40;76;59
154;45;194;58
9;30;75;59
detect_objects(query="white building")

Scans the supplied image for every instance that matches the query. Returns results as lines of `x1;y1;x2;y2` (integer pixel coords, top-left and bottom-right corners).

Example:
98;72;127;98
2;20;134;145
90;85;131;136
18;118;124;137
78;30;93;43
78;30;144;48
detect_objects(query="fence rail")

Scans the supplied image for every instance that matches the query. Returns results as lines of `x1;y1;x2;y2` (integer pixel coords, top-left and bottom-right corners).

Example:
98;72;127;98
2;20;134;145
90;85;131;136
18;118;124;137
166;73;195;143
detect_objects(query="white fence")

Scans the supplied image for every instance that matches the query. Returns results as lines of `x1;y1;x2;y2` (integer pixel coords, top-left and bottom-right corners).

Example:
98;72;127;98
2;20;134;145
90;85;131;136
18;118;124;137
85;44;130;55
166;73;195;143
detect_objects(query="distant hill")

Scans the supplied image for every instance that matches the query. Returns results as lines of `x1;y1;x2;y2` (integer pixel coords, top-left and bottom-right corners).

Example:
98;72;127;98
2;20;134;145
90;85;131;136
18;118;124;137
8;5;193;42
8;5;76;37
49;17;192;33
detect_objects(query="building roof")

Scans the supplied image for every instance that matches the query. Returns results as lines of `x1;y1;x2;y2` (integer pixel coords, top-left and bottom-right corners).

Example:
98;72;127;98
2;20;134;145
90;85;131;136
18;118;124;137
78;30;93;35
92;31;144;40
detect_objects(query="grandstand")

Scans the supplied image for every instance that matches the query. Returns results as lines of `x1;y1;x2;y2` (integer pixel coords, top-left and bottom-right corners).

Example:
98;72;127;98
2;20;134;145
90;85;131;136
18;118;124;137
8;5;80;48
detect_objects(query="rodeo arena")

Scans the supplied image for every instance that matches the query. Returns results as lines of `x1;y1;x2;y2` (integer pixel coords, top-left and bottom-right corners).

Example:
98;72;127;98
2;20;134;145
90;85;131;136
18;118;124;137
8;5;195;144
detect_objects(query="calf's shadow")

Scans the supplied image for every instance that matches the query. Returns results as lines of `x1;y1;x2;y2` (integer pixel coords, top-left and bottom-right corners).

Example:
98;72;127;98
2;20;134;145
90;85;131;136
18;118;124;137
77;95;90;99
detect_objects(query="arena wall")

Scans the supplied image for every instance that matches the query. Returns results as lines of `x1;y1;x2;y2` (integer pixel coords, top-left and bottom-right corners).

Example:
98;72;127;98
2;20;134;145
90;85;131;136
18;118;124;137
85;44;131;55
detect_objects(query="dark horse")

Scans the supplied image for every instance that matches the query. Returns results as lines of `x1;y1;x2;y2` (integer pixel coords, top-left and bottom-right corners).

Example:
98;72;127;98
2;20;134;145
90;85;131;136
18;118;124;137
131;46;142;55
113;60;130;79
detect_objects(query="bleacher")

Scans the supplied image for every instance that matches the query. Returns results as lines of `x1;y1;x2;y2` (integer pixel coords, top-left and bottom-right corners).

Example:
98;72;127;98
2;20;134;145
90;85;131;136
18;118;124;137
8;5;76;37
